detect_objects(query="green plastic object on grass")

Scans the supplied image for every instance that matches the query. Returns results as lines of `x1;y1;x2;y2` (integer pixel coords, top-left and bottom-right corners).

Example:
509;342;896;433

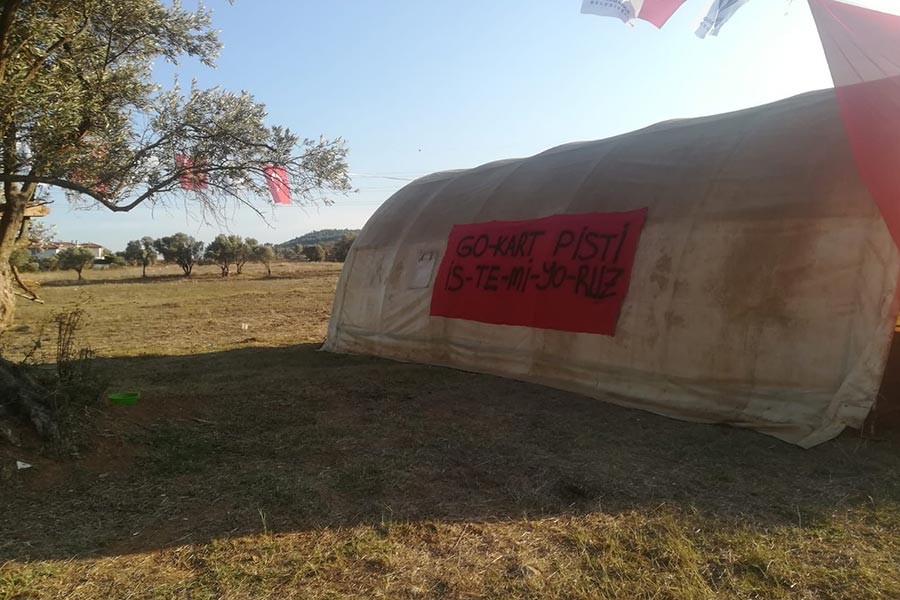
108;392;140;406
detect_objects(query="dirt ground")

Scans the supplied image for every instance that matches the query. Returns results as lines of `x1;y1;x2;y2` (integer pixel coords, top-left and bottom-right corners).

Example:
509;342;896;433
1;263;899;599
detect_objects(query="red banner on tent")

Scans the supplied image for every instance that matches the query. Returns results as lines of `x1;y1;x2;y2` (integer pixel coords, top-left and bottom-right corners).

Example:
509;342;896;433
810;0;900;249
263;165;291;205
430;210;647;335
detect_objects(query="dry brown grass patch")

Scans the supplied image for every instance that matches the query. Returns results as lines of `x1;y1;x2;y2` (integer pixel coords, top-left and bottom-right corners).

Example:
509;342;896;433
1;262;899;599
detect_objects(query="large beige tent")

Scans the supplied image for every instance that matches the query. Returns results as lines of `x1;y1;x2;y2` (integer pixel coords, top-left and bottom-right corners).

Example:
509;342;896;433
324;89;900;448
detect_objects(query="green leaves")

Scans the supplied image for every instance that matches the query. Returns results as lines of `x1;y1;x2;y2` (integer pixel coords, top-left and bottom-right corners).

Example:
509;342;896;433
56;246;95;278
154;232;203;276
123;237;155;265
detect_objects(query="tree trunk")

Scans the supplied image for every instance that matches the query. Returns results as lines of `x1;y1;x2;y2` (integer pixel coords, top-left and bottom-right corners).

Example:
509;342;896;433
0;192;25;333
142;262;147;278
0;191;59;442
0;259;15;334
0;355;59;441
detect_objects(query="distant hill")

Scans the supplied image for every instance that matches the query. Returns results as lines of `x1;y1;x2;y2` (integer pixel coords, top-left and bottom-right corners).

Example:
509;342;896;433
278;229;360;248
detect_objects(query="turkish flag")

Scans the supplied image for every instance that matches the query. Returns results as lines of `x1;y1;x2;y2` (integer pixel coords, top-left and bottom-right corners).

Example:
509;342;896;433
263;165;291;205
810;0;900;248
638;0;686;28
175;154;208;191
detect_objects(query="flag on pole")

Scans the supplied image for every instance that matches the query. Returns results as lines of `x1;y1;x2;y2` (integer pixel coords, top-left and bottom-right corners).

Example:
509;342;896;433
695;0;751;38
809;0;900;249
175;154;208;190
263;165;291;205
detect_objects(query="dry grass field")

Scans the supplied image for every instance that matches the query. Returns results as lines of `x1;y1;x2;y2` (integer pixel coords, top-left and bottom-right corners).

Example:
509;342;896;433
1;262;900;599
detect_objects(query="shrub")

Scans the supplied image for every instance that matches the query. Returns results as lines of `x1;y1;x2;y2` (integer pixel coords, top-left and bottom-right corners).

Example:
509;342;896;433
332;234;357;262
38;256;59;271
9;247;31;269
302;244;326;262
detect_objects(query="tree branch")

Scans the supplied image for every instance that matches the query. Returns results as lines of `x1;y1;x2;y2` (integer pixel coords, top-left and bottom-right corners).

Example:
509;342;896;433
5;27;33;65
12;266;42;303
105;31;154;68
2;124;17;199
0;0;22;84
0;174;107;203
20;16;92;88
120;130;178;174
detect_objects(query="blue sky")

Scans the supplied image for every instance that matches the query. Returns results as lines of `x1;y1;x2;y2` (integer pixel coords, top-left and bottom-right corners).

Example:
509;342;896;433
47;0;855;250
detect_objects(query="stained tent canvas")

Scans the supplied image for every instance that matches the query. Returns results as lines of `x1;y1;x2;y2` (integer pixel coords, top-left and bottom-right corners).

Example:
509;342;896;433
324;90;900;448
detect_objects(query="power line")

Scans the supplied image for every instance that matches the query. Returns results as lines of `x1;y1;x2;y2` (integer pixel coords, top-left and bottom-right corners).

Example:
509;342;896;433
348;172;424;182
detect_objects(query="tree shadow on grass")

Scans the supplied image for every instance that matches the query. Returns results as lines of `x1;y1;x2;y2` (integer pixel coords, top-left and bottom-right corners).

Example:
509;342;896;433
38;274;193;287
2;342;899;562
37;269;330;288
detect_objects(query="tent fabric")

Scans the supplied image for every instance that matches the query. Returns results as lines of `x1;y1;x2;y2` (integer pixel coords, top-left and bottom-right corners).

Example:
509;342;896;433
324;89;900;448
809;0;900;249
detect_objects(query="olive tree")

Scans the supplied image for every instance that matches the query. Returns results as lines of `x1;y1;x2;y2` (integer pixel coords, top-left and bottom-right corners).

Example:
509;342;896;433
332;233;357;262
56;247;95;280
204;234;244;277
123;236;156;277
252;242;276;277
235;237;254;275
303;244;326;262
0;0;350;438
155;233;203;276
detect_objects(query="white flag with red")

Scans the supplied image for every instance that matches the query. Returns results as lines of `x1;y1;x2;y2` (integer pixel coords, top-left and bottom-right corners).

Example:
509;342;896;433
581;0;641;24
695;0;751;38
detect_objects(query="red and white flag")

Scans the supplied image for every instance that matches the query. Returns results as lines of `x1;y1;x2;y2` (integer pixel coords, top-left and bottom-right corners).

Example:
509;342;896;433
695;0;751;38
581;0;686;28
69;143;111;196
263;165;291;205
638;0;687;28
175;154;208;191
810;0;900;248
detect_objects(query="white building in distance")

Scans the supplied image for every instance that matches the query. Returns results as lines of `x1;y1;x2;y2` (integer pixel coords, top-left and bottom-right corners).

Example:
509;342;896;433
29;241;105;260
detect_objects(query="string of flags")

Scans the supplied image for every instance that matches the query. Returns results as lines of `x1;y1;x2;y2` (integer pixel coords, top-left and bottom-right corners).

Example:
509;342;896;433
584;0;900;250
175;153;292;205
168;0;900;232
580;0;751;37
